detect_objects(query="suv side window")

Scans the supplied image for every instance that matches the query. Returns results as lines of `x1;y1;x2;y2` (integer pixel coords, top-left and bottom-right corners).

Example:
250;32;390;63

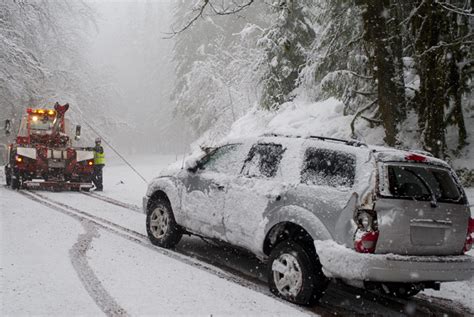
301;148;356;188
201;144;243;175
241;143;286;178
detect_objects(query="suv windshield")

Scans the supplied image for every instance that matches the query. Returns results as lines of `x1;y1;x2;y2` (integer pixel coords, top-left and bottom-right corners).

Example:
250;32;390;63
386;164;463;204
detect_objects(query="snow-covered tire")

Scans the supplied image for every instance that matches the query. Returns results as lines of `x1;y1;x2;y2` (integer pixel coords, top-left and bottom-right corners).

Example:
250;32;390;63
146;198;182;248
268;240;328;305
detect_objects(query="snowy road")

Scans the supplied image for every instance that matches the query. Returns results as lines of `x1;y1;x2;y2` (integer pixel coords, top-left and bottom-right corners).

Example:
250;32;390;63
1;155;473;316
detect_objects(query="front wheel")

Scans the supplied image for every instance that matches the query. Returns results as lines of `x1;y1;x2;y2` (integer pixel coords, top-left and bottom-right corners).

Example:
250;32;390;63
146;198;182;248
11;171;21;190
268;240;328;305
5;167;11;186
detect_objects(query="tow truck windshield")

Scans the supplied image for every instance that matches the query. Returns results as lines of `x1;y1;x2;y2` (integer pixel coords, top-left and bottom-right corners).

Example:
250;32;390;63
30;114;54;131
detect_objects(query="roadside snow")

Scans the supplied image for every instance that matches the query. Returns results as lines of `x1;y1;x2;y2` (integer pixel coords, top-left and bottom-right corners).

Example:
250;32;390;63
100;154;178;206
0;189;103;316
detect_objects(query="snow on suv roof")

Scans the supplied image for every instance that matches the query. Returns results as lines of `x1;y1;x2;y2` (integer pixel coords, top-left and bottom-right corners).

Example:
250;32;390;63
234;133;451;169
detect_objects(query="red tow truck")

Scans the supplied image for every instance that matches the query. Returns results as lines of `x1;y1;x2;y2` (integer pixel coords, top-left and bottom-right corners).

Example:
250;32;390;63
4;103;95;191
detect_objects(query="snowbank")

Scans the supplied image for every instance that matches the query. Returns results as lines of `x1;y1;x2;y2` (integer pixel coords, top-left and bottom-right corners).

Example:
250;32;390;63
224;98;385;146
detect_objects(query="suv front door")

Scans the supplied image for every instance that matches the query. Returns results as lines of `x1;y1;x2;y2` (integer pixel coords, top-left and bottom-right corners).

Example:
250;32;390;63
223;143;287;252
179;144;246;240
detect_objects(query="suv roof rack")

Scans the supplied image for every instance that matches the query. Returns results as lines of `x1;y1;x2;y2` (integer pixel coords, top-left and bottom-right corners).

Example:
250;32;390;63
261;133;367;147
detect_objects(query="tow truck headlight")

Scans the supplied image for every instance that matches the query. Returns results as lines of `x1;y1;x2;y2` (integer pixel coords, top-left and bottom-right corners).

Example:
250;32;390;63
15;155;23;163
87;160;94;166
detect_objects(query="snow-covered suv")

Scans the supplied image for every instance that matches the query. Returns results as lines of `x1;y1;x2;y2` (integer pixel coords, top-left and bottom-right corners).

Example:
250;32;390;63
143;135;474;305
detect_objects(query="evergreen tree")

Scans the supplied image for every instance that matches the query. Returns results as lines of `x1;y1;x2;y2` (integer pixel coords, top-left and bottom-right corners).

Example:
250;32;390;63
258;0;315;110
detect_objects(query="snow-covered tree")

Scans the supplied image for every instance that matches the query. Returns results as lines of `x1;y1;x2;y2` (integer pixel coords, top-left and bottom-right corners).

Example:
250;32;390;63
171;0;267;142
258;0;315;110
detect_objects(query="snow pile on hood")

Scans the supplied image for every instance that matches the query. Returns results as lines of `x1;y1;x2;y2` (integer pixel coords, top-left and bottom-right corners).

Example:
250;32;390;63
225;97;385;145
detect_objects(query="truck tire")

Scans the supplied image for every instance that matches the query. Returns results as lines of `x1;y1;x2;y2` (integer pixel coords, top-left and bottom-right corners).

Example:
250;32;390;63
146;198;182;248
5;168;11;186
268;240;328;305
11;172;20;190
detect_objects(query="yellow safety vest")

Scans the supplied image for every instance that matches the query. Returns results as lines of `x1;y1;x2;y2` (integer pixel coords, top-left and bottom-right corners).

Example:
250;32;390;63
94;151;105;165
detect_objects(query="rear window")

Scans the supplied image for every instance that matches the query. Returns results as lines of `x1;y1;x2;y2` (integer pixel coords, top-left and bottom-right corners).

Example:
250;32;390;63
301;148;356;188
386;164;463;204
241;143;286;178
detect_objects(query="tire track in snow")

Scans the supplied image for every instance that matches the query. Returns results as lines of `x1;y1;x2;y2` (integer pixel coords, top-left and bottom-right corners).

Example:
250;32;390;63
18;191;129;317
81;191;141;213
70;220;129;317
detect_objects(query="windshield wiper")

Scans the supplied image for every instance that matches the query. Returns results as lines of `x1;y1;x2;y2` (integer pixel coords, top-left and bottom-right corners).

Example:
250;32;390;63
405;169;438;208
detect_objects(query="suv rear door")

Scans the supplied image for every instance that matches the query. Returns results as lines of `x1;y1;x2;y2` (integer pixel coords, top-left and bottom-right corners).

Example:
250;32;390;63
376;162;469;255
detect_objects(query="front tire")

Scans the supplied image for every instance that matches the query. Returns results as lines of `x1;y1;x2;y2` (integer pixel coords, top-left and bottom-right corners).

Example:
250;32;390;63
5;167;11;186
268;240;328;305
11;171;21;190
146;198;182;248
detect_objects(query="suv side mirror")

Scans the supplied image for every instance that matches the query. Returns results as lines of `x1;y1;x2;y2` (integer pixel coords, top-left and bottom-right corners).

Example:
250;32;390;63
75;125;81;140
4;120;11;135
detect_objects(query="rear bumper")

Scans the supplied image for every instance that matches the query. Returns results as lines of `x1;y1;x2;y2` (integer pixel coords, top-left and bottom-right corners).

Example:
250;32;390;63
315;240;474;283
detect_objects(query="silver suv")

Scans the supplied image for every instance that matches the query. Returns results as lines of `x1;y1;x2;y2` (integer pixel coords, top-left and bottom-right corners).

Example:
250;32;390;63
143;135;474;305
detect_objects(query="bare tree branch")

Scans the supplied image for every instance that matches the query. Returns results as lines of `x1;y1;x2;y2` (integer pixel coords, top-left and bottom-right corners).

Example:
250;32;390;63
167;0;254;37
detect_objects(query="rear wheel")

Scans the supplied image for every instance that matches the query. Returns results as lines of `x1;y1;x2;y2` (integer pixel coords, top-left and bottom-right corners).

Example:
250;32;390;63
146;198;182;248
268;240;328;305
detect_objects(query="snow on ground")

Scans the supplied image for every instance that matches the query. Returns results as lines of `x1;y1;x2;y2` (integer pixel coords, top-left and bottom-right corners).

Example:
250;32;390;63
0;161;309;316
88;229;303;316
100;154;179;206
1;154;473;315
0;189;102;316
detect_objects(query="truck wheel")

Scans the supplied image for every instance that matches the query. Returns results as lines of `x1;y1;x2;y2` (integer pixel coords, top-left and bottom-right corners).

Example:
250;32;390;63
268;240;328;305
146;198;182;248
5;169;11;186
11;172;20;190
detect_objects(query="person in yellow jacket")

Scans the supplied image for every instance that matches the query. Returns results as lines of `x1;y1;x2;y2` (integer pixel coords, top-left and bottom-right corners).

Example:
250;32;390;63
92;137;105;191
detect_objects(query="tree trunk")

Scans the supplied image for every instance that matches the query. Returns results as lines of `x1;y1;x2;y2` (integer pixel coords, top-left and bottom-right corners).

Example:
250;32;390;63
413;0;447;157
362;0;405;146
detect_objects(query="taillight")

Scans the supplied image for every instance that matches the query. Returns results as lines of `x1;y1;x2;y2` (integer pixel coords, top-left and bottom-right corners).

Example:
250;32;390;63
15;155;23;163
355;230;379;253
464;218;474;253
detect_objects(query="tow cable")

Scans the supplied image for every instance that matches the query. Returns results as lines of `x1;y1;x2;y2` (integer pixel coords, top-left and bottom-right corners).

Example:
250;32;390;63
82;121;148;184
